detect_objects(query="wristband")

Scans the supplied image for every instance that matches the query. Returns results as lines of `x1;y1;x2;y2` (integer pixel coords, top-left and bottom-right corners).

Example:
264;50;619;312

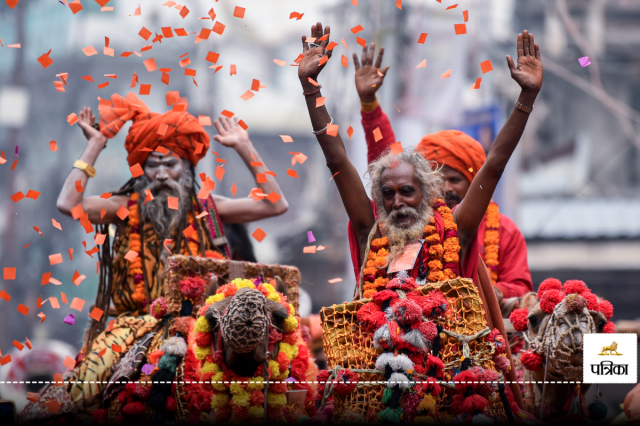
360;98;379;112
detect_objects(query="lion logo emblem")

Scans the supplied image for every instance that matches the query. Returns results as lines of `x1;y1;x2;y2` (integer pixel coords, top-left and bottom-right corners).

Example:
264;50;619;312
598;341;622;356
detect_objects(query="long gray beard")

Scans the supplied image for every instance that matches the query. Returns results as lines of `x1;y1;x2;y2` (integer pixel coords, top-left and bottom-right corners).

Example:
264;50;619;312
378;203;431;263
133;167;194;246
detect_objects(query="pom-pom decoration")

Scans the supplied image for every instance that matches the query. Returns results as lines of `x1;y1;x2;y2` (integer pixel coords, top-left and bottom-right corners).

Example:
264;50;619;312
603;321;616;334
563;279;587;295
537;278;562;299
520;350;544;371
587;400;608;421
540;289;565;314
179;276;206;300
150;297;168;319
597;299;614;321
509;308;529;332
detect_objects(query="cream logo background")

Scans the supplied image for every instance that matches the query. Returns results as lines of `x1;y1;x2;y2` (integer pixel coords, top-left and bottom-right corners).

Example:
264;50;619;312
584;334;637;384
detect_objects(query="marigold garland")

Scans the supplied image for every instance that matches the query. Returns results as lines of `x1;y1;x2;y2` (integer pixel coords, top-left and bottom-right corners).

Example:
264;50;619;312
193;278;303;422
483;201;500;284
361;199;460;299
126;193;226;308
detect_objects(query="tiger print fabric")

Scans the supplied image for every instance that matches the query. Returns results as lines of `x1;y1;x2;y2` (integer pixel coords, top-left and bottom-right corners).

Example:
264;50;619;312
68;315;158;403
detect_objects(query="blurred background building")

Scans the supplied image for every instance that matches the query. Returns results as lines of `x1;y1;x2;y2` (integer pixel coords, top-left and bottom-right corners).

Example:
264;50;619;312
0;0;639;417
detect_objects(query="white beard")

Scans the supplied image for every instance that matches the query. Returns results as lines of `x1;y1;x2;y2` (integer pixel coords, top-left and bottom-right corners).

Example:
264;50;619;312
378;203;432;263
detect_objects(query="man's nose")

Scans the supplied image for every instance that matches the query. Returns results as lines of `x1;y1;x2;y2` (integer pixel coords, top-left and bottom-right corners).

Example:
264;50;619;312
155;167;169;181
392;194;405;210
444;180;453;193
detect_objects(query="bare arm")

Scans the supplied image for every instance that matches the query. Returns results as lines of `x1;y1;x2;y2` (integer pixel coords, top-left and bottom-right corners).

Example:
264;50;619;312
56;107;128;224
298;23;375;254
455;30;543;259
212;117;288;224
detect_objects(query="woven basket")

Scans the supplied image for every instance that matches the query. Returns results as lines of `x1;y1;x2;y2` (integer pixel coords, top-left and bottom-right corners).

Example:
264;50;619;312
164;255;301;315
320;278;506;422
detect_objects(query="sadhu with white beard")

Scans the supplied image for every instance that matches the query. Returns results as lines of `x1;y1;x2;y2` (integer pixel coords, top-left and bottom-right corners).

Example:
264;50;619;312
52;93;287;408
297;23;543;410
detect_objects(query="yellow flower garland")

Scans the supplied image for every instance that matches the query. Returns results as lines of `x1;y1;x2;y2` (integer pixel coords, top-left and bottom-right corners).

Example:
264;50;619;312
194;278;300;421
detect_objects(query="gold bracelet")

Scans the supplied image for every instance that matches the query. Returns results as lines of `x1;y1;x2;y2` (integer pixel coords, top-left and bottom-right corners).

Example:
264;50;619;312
73;159;96;178
514;101;533;114
360;98;379;112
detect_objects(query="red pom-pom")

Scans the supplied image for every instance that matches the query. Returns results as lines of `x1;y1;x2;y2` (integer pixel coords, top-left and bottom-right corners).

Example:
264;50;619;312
357;302;381;329
392;298;423;325
540;289;564;314
386;275;418;291
451;394;489;415
409;290;448;317
372;290;399;306
452;370;478;393
421;376;442;395
270;382;288;394
334;369;358;394
485;328;506;355
179;276;206;300
425;354;444;378
603;321;616;334
598;299;614;320
122;401;146;416
493;355;511;375
563;280;588;295
194;331;212;347
418;321;438;343
509;308;529;332
582;292;599;310
166;396;177;412
538;278;562;299
214;406;231;421
469;366;499;396
520;351;544;371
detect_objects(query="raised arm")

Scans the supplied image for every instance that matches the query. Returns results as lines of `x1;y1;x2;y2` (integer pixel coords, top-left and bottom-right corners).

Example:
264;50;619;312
455;30;543;255
211;116;288;223
353;43;397;164
56;107;128;224
298;22;375;251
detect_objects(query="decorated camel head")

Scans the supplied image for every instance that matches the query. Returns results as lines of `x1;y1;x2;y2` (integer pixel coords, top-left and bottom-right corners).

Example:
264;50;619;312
204;281;289;378
509;278;614;421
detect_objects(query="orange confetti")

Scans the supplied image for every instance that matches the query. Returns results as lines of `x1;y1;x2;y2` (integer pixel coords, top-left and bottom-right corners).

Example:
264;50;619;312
240;90;254;101
67;113;79;125
89;307;104;321
129;163;144;178
441;69;452;79
0;289;11;301
233;6;245;18
390;142;404;155
446;3;458;10
351;25;364;34
416;59;426;69
139;27;152;41
168;197;179;210
417;33;428;44
37;49;54;68
480;60;493;74
454;23;467;35
287;169;299;178
139;84;151;95
327;123;339;137
341;55;348;68
116;206;130;220
231;182;237;197
63;356;76;370
17;303;29;315
50;141;58;151
124;250;138;262
273;59;286;66
251;228;267;242
13;340;25;351
143;58;157;72
82;46;98;56
212;21;225;35
68;0;83;14
198;115;212;126
112;344;123;353
356;37;366;48
70;297;85;312
372;127;383;142
3;267;16;280
49;253;63;265
328;278;343;284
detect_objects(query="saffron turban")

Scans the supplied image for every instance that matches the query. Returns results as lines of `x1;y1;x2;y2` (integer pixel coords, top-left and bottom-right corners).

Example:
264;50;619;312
99;92;210;167
415;130;486;183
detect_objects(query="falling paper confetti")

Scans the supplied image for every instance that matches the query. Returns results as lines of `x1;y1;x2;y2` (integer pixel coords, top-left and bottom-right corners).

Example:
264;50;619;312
578;56;591;67
63;314;75;325
307;231;316;243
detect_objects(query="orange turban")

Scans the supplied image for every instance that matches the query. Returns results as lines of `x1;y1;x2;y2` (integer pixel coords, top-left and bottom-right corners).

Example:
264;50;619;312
415;130;486;183
99;92;210;167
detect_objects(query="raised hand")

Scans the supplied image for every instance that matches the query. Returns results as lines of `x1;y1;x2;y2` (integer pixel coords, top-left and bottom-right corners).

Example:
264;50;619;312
213;116;251;150
77;106;107;146
298;22;332;88
506;30;543;94
353;42;389;103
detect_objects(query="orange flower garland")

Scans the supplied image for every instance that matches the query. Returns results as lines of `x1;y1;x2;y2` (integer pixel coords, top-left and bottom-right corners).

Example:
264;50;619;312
361;199;461;299
126;193;226;307
483;201;500;284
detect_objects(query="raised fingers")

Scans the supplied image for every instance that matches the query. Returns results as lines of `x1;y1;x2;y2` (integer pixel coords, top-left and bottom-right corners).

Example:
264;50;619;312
535;43;541;61
367;42;375;66
361;43;369;66
528;32;536;56
374;46;385;69
522;30;530;56
516;33;524;59
213;119;224;135
352;52;361;71
302;35;309;52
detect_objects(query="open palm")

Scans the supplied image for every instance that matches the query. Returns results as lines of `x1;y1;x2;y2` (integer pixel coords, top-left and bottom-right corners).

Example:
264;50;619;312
298;22;332;83
213;116;250;150
353;43;389;103
506;30;543;92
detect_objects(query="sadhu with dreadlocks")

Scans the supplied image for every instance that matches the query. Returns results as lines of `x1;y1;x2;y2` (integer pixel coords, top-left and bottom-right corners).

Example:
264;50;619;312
52;93;287;409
